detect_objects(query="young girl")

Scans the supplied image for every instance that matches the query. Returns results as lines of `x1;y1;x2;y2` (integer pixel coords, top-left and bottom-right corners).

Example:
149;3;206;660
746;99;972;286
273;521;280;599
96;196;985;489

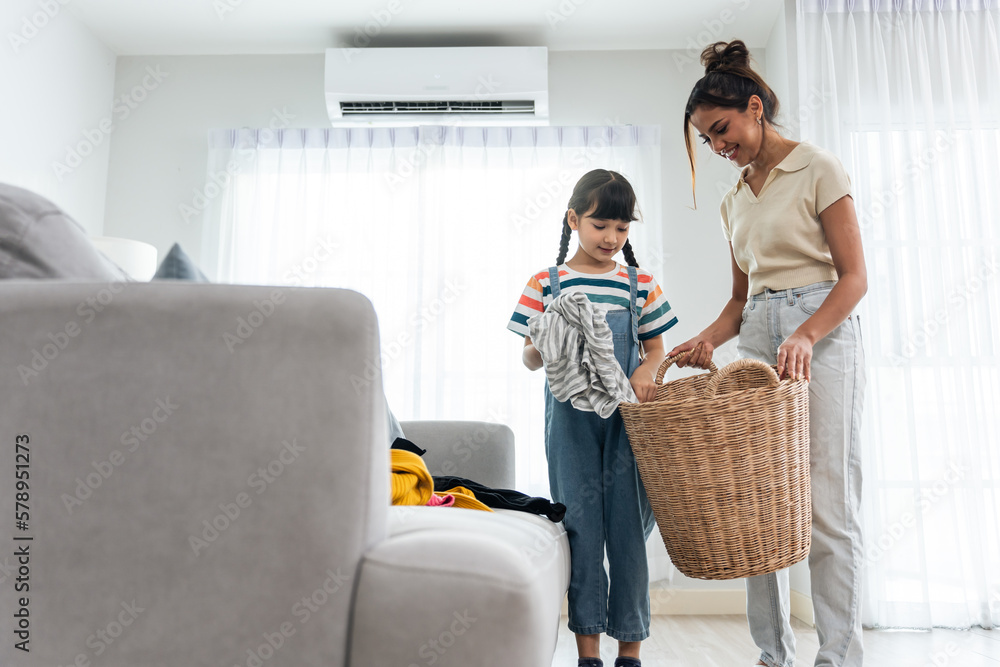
507;169;676;667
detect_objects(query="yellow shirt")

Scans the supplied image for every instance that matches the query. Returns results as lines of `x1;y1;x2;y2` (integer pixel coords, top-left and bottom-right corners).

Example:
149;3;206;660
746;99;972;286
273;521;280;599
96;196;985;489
721;142;852;296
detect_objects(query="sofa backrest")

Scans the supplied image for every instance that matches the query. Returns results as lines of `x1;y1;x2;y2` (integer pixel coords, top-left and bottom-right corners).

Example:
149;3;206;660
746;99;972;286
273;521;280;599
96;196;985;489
0;282;387;667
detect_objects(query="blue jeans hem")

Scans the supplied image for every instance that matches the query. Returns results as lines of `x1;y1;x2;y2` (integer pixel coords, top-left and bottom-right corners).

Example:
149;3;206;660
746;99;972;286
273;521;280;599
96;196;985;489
568;622;607;636
606;628;649;642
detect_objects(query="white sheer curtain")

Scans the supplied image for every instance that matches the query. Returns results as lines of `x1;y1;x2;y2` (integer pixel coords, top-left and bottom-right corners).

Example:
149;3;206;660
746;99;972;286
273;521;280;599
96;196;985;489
799;0;1000;629
199;125;671;574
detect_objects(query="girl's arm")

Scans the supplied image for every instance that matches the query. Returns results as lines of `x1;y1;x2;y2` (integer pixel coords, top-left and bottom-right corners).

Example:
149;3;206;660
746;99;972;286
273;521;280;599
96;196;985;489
630;335;666;402
522;335;543;371
668;243;749;368
777;195;867;380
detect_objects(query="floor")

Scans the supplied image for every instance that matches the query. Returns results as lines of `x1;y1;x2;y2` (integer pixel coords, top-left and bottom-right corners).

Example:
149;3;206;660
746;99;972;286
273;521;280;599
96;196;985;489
551;615;1000;666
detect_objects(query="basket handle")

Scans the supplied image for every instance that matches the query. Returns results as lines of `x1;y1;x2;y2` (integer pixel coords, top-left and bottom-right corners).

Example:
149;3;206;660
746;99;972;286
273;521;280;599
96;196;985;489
703;358;781;398
655;351;719;384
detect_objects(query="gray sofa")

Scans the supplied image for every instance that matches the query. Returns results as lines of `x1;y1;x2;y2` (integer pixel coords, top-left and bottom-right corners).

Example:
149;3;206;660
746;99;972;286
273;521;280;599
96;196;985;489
0;281;569;667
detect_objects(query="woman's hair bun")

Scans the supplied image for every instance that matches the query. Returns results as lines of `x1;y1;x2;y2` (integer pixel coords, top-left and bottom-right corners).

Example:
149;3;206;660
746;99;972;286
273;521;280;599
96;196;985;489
701;40;751;74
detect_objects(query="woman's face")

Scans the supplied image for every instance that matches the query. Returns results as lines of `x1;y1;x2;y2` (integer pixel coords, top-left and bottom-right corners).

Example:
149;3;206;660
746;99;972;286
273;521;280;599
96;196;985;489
689;97;762;169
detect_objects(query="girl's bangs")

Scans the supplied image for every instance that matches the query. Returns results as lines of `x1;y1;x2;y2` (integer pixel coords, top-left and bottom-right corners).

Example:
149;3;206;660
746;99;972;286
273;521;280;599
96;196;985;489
586;179;638;223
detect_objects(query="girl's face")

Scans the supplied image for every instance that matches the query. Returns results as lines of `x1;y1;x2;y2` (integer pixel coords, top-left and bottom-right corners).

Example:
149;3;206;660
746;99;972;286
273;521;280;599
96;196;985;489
568;204;630;268
689;96;763;169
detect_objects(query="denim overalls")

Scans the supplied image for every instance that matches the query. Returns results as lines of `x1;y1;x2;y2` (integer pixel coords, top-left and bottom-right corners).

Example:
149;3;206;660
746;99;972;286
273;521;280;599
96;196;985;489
543;265;656;642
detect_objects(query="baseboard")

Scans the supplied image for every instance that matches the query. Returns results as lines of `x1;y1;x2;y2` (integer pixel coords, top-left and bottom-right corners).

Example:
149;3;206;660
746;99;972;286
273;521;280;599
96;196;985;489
790;589;815;626
559;588;816;620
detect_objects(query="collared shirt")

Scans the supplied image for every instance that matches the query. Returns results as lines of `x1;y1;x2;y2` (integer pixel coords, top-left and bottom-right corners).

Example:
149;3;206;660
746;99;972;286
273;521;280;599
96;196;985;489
721;142;853;296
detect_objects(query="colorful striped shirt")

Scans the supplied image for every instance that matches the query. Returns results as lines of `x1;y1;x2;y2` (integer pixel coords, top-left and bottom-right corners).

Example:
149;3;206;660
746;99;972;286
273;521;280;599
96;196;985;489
507;263;678;341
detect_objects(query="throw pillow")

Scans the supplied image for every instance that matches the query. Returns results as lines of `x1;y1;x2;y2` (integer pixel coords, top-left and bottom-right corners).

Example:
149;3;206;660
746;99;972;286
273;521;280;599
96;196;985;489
152;243;209;281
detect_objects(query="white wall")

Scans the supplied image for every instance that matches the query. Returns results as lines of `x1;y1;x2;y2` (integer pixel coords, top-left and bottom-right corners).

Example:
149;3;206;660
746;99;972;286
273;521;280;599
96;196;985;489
102;55;327;256
0;1;117;234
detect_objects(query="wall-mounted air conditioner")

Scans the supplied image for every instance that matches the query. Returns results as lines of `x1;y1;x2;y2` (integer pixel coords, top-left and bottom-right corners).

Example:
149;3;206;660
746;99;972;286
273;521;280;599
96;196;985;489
325;46;549;127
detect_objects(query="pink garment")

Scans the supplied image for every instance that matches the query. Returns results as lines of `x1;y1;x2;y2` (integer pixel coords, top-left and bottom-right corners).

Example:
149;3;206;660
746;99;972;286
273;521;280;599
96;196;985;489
426;494;455;508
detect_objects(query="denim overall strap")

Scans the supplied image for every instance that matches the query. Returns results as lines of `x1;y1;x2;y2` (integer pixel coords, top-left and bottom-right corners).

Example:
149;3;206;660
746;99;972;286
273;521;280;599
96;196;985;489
548;266;561;300
626;265;640;350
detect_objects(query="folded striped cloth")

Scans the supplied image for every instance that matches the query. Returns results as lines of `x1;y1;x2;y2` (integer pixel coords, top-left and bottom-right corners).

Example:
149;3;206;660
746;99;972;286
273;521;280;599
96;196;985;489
528;292;637;418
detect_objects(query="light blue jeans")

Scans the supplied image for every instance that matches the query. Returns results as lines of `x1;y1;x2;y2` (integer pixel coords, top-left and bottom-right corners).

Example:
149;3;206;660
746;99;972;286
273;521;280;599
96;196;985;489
738;281;866;667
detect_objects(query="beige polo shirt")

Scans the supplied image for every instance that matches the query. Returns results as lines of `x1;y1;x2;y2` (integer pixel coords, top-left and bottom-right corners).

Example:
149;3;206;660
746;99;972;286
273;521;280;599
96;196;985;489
721;142;852;296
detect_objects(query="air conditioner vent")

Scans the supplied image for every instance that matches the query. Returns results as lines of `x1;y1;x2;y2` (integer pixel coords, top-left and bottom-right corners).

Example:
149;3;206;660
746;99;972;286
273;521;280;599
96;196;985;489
340;100;535;115
325;47;548;127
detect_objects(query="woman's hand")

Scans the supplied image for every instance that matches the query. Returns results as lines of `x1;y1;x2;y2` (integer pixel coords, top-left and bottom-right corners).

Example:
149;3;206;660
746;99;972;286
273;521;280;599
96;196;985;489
777;331;813;381
629;364;658;403
667;338;715;369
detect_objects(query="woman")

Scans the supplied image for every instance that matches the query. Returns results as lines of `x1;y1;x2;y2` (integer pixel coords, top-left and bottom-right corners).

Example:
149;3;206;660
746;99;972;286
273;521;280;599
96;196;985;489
671;41;868;667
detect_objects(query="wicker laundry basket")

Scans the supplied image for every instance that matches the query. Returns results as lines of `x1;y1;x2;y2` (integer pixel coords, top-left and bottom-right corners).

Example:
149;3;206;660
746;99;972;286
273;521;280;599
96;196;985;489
619;353;811;580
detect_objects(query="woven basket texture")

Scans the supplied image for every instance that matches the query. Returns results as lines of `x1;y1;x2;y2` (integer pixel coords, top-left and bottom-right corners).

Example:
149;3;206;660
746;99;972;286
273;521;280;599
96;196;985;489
620;354;811;580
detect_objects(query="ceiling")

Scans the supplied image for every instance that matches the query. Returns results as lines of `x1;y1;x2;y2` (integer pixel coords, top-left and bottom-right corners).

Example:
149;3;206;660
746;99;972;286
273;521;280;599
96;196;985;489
67;0;784;55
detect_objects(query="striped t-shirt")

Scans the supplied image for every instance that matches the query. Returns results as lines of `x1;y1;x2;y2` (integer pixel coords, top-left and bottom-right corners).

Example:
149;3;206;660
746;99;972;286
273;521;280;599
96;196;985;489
507;263;678;341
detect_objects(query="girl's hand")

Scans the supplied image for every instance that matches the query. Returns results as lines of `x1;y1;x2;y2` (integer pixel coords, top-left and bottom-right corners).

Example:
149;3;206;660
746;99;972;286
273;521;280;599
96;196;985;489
667;338;715;369
777;332;813;381
629;365;658;403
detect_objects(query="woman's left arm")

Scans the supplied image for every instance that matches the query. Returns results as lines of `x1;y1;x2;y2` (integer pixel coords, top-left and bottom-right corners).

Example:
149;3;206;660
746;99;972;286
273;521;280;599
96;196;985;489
778;195;868;381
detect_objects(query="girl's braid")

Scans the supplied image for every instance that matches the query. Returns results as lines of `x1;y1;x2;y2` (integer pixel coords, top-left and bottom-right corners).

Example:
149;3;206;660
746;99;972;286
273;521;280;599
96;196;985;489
555;213;572;265
622;240;639;267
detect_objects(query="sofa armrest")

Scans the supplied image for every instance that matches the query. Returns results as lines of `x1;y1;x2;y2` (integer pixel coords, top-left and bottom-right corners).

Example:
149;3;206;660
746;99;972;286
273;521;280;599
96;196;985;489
400;420;515;488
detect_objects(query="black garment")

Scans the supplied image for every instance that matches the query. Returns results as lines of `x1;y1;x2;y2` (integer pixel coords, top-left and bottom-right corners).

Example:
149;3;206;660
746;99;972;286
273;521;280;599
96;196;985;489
432;475;566;523
390;437;427;457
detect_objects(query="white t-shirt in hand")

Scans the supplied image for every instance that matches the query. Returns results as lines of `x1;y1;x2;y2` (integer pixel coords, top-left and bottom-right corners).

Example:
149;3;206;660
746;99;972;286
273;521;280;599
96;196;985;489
721;142;853;296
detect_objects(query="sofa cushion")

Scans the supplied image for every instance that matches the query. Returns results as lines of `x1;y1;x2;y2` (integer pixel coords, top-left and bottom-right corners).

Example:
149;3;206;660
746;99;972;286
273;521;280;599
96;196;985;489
0;183;130;280
349;506;570;666
388;505;568;578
